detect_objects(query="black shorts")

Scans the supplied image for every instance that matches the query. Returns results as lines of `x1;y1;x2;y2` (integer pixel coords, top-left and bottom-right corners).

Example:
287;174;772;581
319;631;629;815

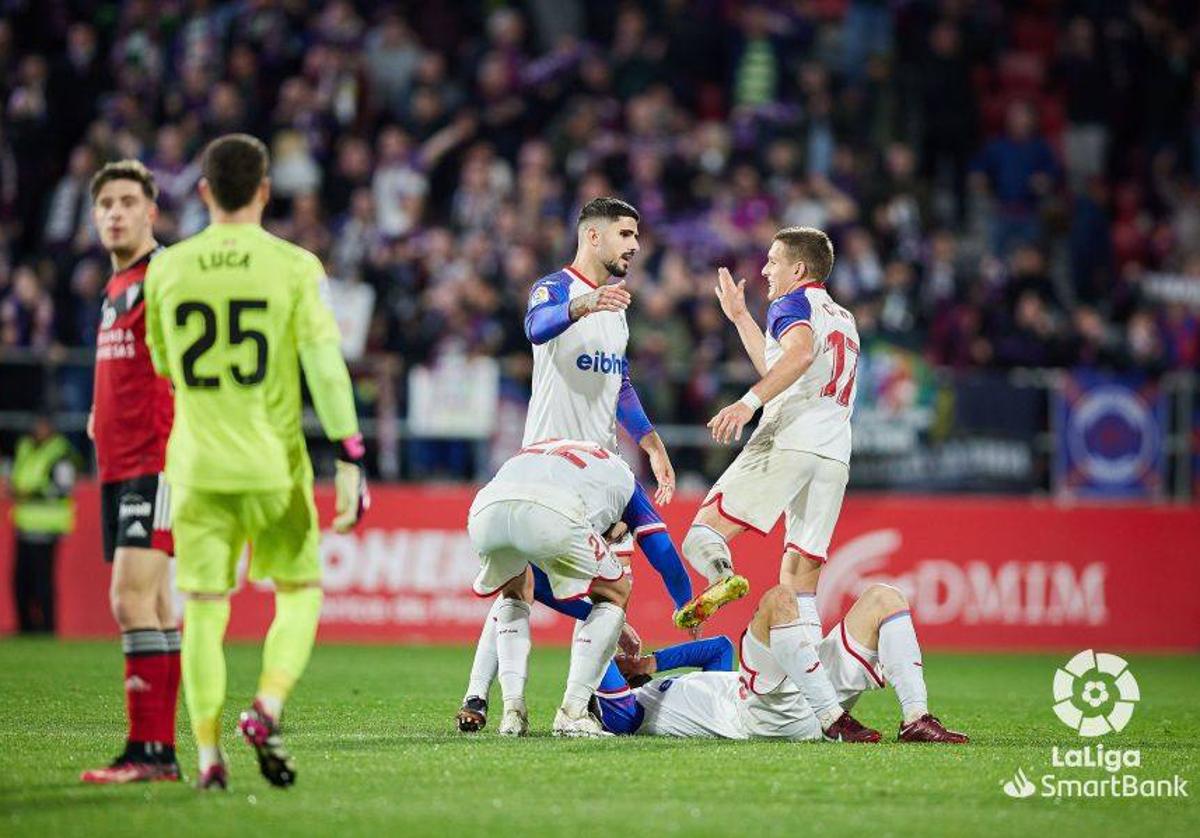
100;473;174;562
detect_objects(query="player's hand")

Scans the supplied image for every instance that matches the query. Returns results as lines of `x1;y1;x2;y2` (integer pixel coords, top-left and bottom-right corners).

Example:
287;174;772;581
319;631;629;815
708;402;754;445
618;621;642;658
646;443;675;505
570;280;631;320
714;267;749;322
333;433;370;533
86;409;95;441
614;652;656;688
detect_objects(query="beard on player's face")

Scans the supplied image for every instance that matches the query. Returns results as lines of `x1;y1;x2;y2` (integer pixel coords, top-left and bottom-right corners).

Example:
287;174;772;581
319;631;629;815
604;257;629;277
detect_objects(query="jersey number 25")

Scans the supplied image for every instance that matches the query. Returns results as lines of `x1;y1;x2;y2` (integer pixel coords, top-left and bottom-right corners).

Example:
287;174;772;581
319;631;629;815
176;299;268;388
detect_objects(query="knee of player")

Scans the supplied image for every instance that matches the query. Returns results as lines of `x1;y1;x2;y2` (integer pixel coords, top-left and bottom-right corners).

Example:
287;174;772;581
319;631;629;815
110;588;154;628
596;574;633;607
860;583;908;615
760;584;799;623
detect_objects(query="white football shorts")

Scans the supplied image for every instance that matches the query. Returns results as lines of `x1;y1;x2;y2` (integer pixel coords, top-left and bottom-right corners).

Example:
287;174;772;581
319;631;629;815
702;443;848;562
468;485;623;601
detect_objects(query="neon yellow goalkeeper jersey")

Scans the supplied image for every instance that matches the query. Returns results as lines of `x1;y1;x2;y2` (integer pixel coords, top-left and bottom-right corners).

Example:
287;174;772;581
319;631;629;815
145;223;346;492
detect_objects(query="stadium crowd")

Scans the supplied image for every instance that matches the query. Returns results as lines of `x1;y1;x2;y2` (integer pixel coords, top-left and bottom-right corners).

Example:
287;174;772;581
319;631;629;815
1;0;1198;435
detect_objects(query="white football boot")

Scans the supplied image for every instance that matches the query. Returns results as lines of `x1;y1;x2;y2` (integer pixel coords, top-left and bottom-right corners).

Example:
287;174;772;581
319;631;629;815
498;701;529;737
552;706;612;738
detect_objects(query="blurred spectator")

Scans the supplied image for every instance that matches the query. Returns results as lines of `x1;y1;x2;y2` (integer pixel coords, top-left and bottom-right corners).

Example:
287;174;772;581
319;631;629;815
971;101;1060;255
1057;17;1110;189
1;265;53;349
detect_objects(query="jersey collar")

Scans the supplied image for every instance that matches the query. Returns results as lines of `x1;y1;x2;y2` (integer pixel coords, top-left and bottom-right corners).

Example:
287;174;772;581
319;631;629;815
110;246;159;281
564;264;602;289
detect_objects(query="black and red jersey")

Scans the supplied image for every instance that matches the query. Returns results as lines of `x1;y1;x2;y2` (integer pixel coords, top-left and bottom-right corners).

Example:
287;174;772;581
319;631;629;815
93;249;174;483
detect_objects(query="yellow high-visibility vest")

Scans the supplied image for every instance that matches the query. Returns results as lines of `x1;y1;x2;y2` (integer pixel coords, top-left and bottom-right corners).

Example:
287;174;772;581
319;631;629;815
10;434;75;535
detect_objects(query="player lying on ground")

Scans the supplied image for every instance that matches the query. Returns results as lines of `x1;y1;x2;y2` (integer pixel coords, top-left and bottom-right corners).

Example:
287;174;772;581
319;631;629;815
467;438;659;737
596;583;968;743
81;161;183;784
675;227;875;739
459;197;699;731
145;134;368;790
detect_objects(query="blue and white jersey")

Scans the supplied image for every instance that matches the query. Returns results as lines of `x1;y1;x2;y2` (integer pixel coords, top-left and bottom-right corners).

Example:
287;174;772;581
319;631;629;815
523;266;630;452
759;284;859;464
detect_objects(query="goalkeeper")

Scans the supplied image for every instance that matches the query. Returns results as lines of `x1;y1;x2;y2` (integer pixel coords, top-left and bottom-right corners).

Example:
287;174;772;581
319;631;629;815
144;133;368;791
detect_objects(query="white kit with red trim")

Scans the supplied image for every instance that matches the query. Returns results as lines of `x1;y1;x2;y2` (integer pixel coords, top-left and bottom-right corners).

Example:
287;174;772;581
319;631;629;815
760;284;860;465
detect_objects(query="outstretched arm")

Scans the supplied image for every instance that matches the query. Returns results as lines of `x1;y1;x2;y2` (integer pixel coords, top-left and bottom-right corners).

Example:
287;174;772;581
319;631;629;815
709;318;816;445
617;369;675;505
715;267;767;376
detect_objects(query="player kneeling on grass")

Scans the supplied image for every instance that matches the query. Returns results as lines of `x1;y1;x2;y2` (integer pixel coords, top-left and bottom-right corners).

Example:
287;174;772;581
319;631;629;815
468;438;642;737
597;584;967;743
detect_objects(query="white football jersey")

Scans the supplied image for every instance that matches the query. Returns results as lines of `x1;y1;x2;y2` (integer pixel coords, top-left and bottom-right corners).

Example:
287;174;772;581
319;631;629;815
479;439;635;534
633;672;748;739
523;266;629;453
757;284;859;464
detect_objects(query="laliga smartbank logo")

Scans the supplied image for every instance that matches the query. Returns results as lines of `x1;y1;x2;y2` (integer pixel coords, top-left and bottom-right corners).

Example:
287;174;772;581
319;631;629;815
1001;650;1188;800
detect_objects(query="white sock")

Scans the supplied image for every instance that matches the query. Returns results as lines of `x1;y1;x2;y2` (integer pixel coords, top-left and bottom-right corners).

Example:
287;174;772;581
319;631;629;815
794;593;824;643
877;610;928;723
495;598;532;707
257;694;284;720
464;597;504;701
768;623;843;729
562;601;625;715
682;524;734;585
198;745;222;773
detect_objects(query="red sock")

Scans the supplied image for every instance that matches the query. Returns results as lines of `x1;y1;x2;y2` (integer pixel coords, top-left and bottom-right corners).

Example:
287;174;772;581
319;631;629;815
163;629;181;747
122;629;167;748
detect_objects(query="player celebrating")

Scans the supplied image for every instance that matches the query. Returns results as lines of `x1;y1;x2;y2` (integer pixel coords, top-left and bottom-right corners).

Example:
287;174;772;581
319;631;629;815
144;134;368;790
600;584;968;744
469;438;649;737
457;197;701;731
674;226;877;741
81;161;181;785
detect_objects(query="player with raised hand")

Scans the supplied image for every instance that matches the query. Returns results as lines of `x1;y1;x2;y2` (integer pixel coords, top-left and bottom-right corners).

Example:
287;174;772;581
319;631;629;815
674;226;878;742
80;161;182;785
143;134;367;790
599;584;968;744
457;197;698;732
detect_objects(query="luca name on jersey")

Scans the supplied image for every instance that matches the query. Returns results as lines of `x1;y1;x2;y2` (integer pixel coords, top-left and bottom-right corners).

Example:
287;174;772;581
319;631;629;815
198;250;251;271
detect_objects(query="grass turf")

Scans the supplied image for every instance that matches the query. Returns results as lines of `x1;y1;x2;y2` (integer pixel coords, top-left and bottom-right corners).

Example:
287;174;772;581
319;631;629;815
0;639;1196;836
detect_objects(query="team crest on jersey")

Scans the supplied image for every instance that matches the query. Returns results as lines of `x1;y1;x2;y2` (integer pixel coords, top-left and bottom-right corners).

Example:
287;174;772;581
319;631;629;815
530;285;551;306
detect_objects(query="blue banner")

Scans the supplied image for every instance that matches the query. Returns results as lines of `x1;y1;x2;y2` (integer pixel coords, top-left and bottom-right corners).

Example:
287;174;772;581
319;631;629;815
1054;371;1167;499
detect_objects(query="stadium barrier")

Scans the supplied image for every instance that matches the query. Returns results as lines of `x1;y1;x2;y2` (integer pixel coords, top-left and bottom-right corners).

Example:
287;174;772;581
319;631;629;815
3;483;1198;650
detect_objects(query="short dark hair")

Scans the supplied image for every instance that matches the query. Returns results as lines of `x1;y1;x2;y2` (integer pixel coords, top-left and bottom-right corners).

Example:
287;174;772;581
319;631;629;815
201;133;269;212
577;196;639;227
90;160;158;203
773;226;835;282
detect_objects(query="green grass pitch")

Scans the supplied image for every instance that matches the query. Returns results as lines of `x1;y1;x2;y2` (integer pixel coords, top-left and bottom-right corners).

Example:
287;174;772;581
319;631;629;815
1;639;1196;836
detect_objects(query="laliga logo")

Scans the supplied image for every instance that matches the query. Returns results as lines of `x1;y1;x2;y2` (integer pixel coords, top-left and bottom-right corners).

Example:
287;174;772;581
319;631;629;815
1052;649;1140;737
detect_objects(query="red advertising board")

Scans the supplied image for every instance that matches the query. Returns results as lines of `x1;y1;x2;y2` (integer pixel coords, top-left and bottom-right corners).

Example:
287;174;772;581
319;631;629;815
2;484;1198;649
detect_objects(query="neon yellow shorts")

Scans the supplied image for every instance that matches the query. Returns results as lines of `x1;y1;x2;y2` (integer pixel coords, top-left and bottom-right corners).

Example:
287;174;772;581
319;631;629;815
172;479;320;594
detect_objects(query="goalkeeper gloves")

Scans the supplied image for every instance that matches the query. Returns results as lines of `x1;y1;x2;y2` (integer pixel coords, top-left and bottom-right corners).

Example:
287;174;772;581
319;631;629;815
333;433;370;533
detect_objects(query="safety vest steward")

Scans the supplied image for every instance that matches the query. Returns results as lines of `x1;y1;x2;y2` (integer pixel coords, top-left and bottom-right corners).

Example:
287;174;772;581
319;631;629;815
10;434;75;535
